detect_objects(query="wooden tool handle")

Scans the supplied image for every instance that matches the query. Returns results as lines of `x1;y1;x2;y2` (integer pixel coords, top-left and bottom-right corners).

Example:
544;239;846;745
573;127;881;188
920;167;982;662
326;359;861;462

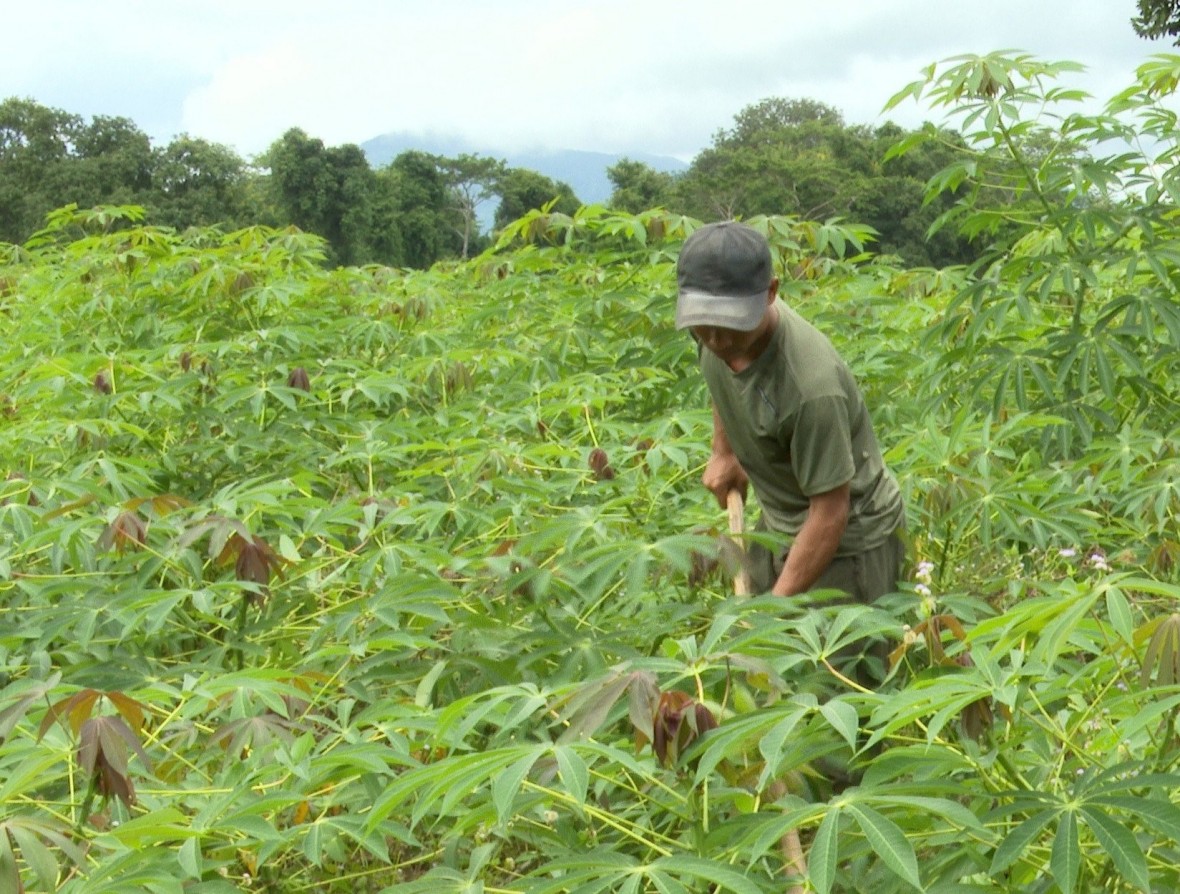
729;491;806;890
726;490;752;597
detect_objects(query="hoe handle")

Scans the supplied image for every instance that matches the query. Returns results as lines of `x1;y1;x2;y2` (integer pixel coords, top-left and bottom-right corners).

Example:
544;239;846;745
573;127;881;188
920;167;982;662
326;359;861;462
729;489;806;891
726;490;752;597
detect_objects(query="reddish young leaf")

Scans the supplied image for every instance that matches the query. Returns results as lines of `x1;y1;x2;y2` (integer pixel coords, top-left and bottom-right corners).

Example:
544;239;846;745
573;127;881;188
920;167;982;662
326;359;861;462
38;689;101;740
78;715;151;809
123;493;192;516
588;448;616;481
230;534;283;603
287;367;311;391
98;510;147;553
627;671;660;747
650;690;717;767
105;691;147;734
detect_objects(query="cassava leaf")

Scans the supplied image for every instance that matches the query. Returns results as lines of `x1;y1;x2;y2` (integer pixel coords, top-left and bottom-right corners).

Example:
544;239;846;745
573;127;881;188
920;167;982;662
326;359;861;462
847;803;921;888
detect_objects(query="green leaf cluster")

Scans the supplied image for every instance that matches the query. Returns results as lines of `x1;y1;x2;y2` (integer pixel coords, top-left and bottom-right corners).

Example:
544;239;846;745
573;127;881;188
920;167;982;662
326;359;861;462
1;53;1179;894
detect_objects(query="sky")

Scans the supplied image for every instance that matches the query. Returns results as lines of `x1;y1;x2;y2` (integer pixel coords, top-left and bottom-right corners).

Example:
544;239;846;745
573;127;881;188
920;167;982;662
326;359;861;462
4;0;1177;163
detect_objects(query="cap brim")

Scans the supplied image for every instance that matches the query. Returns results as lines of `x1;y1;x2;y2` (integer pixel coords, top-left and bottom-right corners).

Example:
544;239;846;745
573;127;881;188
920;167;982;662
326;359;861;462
675;288;767;331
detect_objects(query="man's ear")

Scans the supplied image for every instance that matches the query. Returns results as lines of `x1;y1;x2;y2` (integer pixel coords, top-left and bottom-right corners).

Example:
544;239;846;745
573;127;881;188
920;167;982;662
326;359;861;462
767;277;780;304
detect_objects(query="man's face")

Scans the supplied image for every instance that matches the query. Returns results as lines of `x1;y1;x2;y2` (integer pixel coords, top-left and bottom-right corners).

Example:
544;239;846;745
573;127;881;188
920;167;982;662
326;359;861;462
690;323;764;364
689;284;778;367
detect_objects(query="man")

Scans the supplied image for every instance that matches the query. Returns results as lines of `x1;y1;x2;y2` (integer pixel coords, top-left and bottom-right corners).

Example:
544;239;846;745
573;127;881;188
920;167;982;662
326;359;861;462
676;220;905;609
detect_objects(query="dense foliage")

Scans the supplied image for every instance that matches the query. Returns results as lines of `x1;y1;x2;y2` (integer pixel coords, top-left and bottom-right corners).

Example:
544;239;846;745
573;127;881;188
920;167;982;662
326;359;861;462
0;103;577;270
610;99;979;268
2;54;1180;893
1133;0;1180;43
3;93;988;272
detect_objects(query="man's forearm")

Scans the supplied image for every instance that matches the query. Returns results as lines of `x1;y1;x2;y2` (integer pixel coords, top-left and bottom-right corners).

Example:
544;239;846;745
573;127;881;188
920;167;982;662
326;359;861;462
704;404;748;508
710;404;734;458
770;486;849;597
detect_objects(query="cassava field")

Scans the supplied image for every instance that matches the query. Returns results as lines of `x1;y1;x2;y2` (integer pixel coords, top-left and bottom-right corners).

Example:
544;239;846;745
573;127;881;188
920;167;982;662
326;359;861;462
2;54;1180;893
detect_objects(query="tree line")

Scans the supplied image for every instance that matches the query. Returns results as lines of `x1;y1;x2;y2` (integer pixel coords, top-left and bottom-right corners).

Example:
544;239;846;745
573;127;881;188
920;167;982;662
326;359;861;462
2;95;983;269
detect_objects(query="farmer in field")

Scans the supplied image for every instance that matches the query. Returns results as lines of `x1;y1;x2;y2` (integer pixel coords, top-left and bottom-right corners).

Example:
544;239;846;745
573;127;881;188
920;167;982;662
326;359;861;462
676;221;906;650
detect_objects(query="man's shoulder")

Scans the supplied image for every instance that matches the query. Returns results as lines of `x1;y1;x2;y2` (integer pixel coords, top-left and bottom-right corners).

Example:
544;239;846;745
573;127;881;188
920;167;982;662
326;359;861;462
776;303;836;352
773;303;848;390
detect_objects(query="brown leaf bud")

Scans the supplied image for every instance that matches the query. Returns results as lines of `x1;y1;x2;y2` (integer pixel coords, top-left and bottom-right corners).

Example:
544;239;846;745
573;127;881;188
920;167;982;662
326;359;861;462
588;448;615;481
287;367;311;391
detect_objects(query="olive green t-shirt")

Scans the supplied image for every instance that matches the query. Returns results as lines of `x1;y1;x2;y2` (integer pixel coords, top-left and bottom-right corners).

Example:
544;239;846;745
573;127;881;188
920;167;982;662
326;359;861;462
701;301;904;556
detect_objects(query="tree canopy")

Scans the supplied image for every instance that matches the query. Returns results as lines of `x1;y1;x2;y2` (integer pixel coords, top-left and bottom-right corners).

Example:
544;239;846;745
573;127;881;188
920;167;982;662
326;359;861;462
1133;0;1180;42
0;90;1047;271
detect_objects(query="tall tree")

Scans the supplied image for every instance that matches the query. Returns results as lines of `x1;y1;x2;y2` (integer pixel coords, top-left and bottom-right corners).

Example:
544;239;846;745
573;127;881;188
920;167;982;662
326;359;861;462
0;98;83;241
678;98;870;221
151;135;270;230
606;158;678;213
382;150;456;268
1132;0;1180;41
70;115;154;208
674;96;979;267
0;100;163;242
438;153;505;259
265;128;381;266
492;168;580;231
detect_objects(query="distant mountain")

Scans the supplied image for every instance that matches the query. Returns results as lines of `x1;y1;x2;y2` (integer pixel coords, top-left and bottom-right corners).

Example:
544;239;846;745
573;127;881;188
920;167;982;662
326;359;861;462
361;132;689;208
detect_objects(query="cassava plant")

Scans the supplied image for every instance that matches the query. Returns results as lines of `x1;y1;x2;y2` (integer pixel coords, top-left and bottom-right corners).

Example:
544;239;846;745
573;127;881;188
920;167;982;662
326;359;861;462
0;52;1179;894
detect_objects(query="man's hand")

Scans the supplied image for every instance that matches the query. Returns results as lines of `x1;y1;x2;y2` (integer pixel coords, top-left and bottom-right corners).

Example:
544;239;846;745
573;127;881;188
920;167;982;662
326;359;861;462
702;452;748;509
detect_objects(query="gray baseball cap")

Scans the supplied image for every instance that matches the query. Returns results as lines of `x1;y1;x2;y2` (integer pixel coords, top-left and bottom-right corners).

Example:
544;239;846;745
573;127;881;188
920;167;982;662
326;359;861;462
675;221;773;331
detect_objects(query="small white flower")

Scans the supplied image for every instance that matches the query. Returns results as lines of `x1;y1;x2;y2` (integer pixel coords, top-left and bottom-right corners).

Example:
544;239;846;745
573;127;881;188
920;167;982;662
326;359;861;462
915;560;935;583
1089;553;1111;571
915;583;932;598
1059;548;1077;558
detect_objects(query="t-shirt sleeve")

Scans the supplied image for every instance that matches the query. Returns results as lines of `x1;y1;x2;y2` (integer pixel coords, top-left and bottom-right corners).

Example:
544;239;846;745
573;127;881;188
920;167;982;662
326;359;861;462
787;394;855;496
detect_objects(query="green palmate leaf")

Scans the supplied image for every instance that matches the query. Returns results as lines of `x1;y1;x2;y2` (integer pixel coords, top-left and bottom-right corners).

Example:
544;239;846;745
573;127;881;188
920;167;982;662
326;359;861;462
1104;587;1135;646
1090;795;1180;843
731;803;826;865
0;832;17;894
301;819;324;867
755;704;811;782
990;809;1055;875
552;744;589;807
648;855;764;894
0;673;61;743
1115;692;1180;741
518;851;638;894
1051;809;1080;894
1080;806;1149;893
178;835;203;880
847;803;922;889
9;823;58;890
818;698;860;751
492;747;545;825
809;806;842;894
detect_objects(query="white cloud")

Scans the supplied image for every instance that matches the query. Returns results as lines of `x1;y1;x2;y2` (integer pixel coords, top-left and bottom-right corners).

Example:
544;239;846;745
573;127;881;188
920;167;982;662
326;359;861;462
7;0;1179;161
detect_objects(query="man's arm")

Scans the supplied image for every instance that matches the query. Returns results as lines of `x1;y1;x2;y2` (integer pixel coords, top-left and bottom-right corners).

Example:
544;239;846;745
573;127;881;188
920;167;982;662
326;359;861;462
702;404;749;509
770;483;850;597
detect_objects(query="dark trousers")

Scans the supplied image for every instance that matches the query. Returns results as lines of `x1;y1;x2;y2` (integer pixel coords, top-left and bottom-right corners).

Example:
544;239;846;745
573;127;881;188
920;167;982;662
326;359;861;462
748;526;906;606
